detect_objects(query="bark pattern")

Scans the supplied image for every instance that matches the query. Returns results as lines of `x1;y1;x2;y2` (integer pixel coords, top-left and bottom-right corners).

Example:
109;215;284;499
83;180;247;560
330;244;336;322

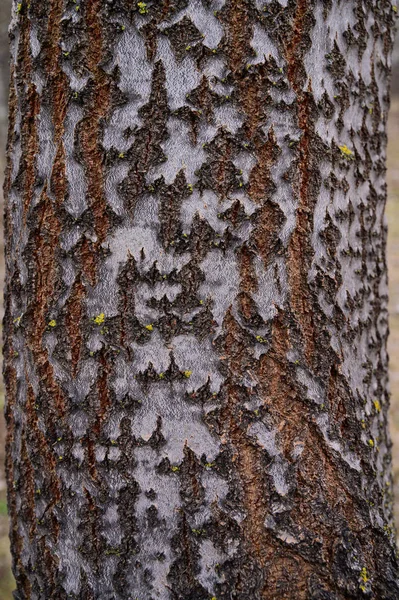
3;0;399;598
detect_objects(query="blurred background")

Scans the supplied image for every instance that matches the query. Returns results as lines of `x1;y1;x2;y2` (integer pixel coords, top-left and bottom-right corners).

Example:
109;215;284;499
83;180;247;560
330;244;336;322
0;5;396;598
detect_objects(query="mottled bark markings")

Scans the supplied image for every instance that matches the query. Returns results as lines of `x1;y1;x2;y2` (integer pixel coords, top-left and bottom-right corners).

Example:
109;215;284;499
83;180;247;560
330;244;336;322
257;343;369;592
3;64;16;210
21;383;64;596
167;445;209;597
2;48;32;594
4;1;399;598
219;311;270;567
3;59;18;589
94;349;111;436
159;170;190;249
117;253;137;358
120;60;169;214
257;314;322;596
24;383;61;510
141;0;190;62
218;3;278;591
217;3;316;594
237;243;259;325
5;6;70;590
22;189;66;593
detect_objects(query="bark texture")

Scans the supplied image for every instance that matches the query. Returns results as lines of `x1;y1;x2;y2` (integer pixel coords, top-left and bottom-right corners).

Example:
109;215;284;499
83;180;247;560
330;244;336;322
3;0;399;598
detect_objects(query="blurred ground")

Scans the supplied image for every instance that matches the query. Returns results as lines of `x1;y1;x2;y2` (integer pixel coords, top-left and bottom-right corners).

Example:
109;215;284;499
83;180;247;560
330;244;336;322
0;13;397;600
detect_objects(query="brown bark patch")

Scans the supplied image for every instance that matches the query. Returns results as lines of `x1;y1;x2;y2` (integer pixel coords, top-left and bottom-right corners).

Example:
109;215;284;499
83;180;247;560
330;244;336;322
15;12;39;221
65;276;86;377
43;0;68;206
74;0;111;281
26;189;66;420
248;127;280;204
252;201;285;268
221;0;254;73
284;1;318;366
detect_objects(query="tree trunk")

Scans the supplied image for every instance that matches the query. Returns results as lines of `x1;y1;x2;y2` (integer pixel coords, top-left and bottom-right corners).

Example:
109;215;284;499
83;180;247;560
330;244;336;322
3;0;399;598
0;0;12;146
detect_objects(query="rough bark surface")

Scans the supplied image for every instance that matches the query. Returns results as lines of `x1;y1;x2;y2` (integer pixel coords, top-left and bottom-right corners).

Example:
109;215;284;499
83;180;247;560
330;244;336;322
3;0;399;599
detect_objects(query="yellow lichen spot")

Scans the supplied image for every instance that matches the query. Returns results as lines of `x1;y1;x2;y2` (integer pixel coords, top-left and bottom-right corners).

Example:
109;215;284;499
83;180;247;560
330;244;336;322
339;144;354;159
183;370;192;378
171;466;179;472
187;184;194;193
360;567;369;583
119;152;125;159
137;1;148;14
393;5;398;12
13;315;22;325
256;335;267;344
48;320;57;328
145;324;153;331
16;3;22;13
159;372;165;379
368;439;374;448
186;45;191;51
94;313;105;325
359;567;369;592
373;399;381;413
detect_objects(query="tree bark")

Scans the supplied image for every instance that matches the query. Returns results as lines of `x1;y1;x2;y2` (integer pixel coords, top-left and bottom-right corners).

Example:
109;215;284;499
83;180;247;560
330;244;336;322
3;0;399;598
0;0;12;146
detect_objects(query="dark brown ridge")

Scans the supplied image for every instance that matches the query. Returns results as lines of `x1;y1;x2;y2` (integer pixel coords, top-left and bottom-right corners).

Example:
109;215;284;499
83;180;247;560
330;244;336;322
285;0;317;366
27;188;65;418
77;0;111;252
45;0;69;207
65;276;85;377
16;14;40;221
